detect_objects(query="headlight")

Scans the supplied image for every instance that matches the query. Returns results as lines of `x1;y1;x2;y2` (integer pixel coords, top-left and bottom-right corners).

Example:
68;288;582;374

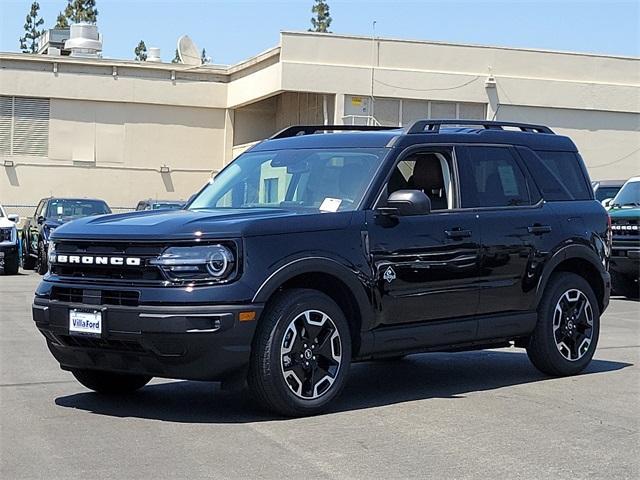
150;244;235;282
48;241;56;265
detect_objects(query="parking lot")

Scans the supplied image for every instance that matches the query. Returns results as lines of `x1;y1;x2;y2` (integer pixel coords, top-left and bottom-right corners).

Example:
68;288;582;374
1;271;638;479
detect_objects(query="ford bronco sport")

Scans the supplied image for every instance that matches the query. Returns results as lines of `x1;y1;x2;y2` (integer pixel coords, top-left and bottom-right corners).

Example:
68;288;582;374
608;177;640;299
33;120;611;417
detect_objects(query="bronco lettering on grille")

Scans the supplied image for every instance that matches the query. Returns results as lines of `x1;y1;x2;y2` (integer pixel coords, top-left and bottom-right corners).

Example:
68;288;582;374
53;255;141;266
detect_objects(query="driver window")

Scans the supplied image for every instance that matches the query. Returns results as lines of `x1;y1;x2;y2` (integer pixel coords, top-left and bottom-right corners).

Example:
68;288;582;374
387;151;454;210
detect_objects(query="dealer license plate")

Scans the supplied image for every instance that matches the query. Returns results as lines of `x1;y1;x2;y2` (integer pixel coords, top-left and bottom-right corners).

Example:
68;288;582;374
69;309;102;336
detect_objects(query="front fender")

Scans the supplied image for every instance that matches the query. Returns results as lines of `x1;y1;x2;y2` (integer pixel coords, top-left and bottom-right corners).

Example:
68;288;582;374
252;255;374;329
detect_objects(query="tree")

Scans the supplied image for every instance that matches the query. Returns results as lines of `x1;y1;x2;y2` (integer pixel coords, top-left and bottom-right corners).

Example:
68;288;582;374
19;2;45;53
134;40;147;61
201;48;209;64
56;0;99;27
171;48;181;64
309;0;332;33
55;11;69;28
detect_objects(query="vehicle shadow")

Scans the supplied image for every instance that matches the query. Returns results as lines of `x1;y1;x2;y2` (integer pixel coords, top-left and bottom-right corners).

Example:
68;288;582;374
54;349;632;424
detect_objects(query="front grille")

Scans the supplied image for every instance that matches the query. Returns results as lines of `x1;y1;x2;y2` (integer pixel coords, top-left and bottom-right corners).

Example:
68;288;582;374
58;335;145;353
51;286;140;306
51;287;83;303
50;241;166;283
611;218;639;237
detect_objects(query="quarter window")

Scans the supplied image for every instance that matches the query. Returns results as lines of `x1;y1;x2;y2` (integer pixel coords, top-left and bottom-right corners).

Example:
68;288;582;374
460;147;531;208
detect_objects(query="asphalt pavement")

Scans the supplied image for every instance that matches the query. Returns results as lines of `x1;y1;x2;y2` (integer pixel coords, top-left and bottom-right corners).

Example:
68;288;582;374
1;271;638;479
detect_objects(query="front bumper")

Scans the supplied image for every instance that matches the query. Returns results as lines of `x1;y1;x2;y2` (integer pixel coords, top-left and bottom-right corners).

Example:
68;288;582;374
0;243;18;267
611;238;640;278
33;298;263;381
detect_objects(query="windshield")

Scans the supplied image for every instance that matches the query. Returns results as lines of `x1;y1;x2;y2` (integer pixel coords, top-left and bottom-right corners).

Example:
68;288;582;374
46;199;111;220
152;203;184;210
612;181;640;207
189;148;388;212
595;186;621;202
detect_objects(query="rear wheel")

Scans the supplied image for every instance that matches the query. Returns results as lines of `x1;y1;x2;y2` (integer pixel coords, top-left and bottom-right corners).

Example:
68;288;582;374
527;272;600;376
248;289;351;417
71;369;152;394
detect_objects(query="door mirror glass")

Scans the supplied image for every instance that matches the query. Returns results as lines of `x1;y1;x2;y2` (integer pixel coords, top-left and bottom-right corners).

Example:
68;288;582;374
381;190;431;216
37;215;45;224
7;214;19;223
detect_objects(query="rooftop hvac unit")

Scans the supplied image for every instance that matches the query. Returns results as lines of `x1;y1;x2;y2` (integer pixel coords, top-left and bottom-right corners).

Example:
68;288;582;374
147;47;162;62
64;23;102;58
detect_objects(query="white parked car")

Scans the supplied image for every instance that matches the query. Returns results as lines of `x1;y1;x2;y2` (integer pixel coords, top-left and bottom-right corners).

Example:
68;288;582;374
0;204;20;275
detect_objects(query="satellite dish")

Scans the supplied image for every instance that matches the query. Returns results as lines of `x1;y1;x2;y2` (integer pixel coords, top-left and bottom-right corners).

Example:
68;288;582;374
177;35;201;66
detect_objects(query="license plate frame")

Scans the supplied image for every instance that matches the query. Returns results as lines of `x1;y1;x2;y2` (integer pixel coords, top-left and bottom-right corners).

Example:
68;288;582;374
69;309;103;337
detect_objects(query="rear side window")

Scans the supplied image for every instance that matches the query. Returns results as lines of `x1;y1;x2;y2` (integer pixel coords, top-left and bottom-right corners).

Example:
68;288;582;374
518;149;592;201
458;146;531;208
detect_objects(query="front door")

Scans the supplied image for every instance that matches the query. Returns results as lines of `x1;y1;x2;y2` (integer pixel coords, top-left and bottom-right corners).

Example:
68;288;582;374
367;147;481;326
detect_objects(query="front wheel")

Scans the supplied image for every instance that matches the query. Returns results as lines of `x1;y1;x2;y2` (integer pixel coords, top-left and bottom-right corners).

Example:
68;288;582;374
2;253;19;275
35;240;48;275
248;289;351;417
527;272;600;376
611;271;639;300
71;369;152;394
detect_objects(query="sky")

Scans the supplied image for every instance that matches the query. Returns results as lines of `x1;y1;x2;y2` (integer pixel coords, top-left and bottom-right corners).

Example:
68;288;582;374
1;0;638;64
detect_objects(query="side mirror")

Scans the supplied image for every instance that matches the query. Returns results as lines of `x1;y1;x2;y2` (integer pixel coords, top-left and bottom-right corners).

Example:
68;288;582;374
379;190;431;216
601;198;613;208
7;214;19;223
37;215;45;225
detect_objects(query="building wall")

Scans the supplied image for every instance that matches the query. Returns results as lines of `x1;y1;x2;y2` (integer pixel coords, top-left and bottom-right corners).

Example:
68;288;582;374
1;96;226;207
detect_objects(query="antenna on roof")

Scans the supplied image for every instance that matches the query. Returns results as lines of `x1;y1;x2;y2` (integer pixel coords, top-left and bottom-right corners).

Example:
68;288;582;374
177;35;201;66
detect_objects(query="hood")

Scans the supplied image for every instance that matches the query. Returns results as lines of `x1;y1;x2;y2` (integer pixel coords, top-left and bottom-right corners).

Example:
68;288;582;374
50;208;353;241
0;218;17;229
608;206;640;219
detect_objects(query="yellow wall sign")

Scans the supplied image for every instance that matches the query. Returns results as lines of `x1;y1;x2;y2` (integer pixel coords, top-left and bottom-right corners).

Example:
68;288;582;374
351;96;363;106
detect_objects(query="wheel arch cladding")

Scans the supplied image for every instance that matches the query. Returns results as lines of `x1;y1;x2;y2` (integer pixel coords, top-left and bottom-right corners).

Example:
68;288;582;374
539;247;606;313
253;258;373;356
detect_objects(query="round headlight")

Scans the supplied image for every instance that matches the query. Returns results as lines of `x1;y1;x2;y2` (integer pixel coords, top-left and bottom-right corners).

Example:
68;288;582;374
206;246;233;277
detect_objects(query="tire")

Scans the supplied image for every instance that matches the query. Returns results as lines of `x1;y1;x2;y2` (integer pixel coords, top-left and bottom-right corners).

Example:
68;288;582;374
71;369;152;394
2;253;19;275
611;271;639;300
35;240;48;275
527;272;600;376
21;240;36;270
248;288;352;417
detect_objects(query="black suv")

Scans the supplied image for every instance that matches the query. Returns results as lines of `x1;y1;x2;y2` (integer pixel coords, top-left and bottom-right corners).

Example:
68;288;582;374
33;120;610;417
22;198;111;274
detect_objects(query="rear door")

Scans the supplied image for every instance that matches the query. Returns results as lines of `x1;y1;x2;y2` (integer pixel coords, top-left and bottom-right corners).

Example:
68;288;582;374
457;145;559;322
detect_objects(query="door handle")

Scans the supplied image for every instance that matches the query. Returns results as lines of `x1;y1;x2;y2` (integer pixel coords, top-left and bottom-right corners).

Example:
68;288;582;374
445;229;472;239
528;225;552;235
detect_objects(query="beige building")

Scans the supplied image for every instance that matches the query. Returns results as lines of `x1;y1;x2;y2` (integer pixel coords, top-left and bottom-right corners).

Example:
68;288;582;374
1;31;639;208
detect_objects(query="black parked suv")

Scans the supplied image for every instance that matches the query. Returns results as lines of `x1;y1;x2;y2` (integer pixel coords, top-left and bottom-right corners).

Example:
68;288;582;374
33;120;610;417
22;198;111;274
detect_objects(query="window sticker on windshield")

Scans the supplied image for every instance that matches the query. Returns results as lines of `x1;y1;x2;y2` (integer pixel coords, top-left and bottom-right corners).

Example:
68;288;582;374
320;198;342;212
497;165;518;196
56;206;64;215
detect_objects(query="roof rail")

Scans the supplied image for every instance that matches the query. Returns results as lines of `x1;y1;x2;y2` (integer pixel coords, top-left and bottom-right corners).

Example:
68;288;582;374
270;124;400;140
406;119;554;134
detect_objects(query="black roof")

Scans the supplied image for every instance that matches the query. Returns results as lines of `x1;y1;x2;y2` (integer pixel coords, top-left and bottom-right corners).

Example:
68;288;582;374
250;120;577;153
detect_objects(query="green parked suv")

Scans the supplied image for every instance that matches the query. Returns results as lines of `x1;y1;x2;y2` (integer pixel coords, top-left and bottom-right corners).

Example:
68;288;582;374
609;177;640;299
